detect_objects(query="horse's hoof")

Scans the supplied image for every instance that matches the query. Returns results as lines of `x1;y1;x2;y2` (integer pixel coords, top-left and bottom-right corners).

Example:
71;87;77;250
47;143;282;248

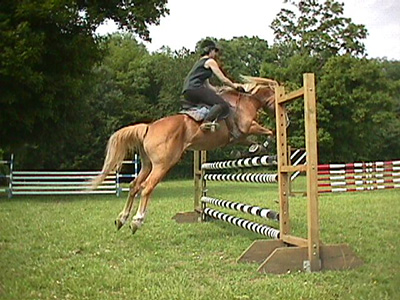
248;144;261;155
115;219;124;230
130;223;139;235
230;150;242;159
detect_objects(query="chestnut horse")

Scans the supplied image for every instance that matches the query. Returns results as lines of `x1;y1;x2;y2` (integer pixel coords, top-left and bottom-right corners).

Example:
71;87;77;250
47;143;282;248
91;76;277;233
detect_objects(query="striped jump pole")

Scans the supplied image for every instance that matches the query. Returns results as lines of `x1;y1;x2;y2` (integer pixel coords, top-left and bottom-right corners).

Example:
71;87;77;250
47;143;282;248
203;173;278;183
289;149;307;181
203;207;280;239
202;196;279;221
201;155;277;170
199;153;279;239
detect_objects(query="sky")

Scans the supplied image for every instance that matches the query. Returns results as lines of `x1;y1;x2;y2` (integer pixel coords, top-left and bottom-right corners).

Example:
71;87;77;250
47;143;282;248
96;0;400;60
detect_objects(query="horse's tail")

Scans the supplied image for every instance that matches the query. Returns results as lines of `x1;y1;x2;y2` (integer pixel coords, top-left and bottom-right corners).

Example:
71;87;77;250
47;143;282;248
91;123;148;189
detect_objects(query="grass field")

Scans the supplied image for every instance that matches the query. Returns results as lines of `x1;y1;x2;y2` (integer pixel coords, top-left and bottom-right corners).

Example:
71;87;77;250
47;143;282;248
0;179;399;300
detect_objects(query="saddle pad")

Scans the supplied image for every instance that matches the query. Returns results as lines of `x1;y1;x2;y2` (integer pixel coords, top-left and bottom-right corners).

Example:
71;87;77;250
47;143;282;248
179;106;210;122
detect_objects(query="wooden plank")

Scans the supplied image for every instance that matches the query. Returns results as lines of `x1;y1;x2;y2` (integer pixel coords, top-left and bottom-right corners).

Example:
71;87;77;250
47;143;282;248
278;88;304;104
237;240;286;264
282;234;308;247
303;73;321;271
280;165;308;173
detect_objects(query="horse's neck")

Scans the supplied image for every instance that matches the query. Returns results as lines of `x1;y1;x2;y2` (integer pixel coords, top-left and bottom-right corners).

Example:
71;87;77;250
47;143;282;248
222;92;260;129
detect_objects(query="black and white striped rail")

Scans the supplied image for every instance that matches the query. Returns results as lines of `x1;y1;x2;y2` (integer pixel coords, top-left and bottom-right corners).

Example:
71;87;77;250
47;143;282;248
201;155;277;170
203;207;280;239
203;173;278;183
202;196;279;221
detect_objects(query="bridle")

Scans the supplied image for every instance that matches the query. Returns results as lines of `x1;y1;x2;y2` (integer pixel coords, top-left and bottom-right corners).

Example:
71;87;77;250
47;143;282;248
236;86;290;128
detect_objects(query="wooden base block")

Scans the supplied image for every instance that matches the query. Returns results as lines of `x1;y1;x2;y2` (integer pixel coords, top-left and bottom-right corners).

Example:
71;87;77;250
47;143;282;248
172;211;200;223
237;240;286;264
257;243;363;274
320;244;363;271
257;245;308;274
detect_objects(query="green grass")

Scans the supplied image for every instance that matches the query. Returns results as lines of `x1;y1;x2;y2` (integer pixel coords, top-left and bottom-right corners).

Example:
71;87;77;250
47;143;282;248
0;179;399;300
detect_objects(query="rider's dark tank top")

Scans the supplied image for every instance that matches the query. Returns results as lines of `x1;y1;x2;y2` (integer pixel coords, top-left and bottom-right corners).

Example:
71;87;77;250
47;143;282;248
182;58;213;93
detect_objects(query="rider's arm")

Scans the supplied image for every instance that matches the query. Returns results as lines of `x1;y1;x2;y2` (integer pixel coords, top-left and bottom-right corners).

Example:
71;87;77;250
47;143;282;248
205;80;217;92
205;59;240;90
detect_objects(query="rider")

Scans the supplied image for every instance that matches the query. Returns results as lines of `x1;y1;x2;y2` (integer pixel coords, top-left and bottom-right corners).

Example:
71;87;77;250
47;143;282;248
182;39;242;139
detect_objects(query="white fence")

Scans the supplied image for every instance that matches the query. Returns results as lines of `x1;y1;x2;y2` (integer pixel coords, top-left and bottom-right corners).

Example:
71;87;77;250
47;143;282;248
0;155;139;197
0;154;14;196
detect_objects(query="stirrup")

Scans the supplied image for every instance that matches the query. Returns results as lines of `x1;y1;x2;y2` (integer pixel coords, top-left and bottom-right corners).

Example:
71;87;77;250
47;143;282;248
200;121;220;132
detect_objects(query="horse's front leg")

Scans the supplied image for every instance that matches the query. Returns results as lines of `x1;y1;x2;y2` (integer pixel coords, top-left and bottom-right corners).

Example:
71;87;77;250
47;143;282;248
247;120;274;136
235;121;274;155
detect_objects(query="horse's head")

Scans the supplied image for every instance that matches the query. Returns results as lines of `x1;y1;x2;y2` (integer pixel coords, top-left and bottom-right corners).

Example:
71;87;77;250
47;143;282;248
241;76;278;115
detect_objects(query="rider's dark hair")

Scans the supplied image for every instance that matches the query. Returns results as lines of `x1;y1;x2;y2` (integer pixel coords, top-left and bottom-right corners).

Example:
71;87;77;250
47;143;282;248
199;39;219;56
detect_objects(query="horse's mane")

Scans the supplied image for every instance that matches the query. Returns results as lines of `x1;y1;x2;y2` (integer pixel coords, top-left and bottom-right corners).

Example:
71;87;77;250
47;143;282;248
219;75;278;95
240;75;279;94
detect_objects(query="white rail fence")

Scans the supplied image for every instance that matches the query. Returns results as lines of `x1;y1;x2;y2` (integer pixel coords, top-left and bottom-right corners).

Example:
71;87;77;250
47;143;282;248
0;155;139;197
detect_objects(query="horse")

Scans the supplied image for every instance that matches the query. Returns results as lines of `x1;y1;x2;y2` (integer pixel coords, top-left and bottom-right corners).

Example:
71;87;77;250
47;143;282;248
91;76;278;234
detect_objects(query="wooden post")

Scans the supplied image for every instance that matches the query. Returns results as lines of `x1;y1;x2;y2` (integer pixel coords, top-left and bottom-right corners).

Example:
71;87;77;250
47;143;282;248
171;150;204;223
304;73;321;271
275;86;290;238
193;151;201;211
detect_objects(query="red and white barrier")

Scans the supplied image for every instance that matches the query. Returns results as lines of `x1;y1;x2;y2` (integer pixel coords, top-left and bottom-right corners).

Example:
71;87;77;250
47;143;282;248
318;159;400;194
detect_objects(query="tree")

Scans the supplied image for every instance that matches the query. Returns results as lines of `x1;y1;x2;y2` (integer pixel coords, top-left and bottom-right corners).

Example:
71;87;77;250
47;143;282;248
318;55;400;162
78;35;197;170
217;36;270;80
259;0;400;163
77;35;153;169
271;0;367;61
381;59;400;114
263;0;368;84
0;0;168;167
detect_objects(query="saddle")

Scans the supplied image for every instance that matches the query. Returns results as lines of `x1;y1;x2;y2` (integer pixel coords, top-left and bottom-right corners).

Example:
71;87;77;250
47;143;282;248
179;99;231;122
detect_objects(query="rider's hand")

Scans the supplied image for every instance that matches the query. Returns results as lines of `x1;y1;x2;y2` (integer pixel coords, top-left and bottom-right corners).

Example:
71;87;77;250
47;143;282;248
234;83;246;93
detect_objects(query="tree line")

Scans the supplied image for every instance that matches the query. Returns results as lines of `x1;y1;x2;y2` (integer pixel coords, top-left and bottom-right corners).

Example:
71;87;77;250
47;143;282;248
1;0;399;177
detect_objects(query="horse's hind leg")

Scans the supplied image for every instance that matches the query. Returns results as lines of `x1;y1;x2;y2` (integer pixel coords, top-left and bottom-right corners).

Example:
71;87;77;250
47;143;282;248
115;160;151;230
130;164;170;234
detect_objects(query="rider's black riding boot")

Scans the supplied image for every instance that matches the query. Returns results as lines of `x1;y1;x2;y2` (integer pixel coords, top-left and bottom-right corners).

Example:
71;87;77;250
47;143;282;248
225;116;241;142
201;105;224;131
204;104;224;122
